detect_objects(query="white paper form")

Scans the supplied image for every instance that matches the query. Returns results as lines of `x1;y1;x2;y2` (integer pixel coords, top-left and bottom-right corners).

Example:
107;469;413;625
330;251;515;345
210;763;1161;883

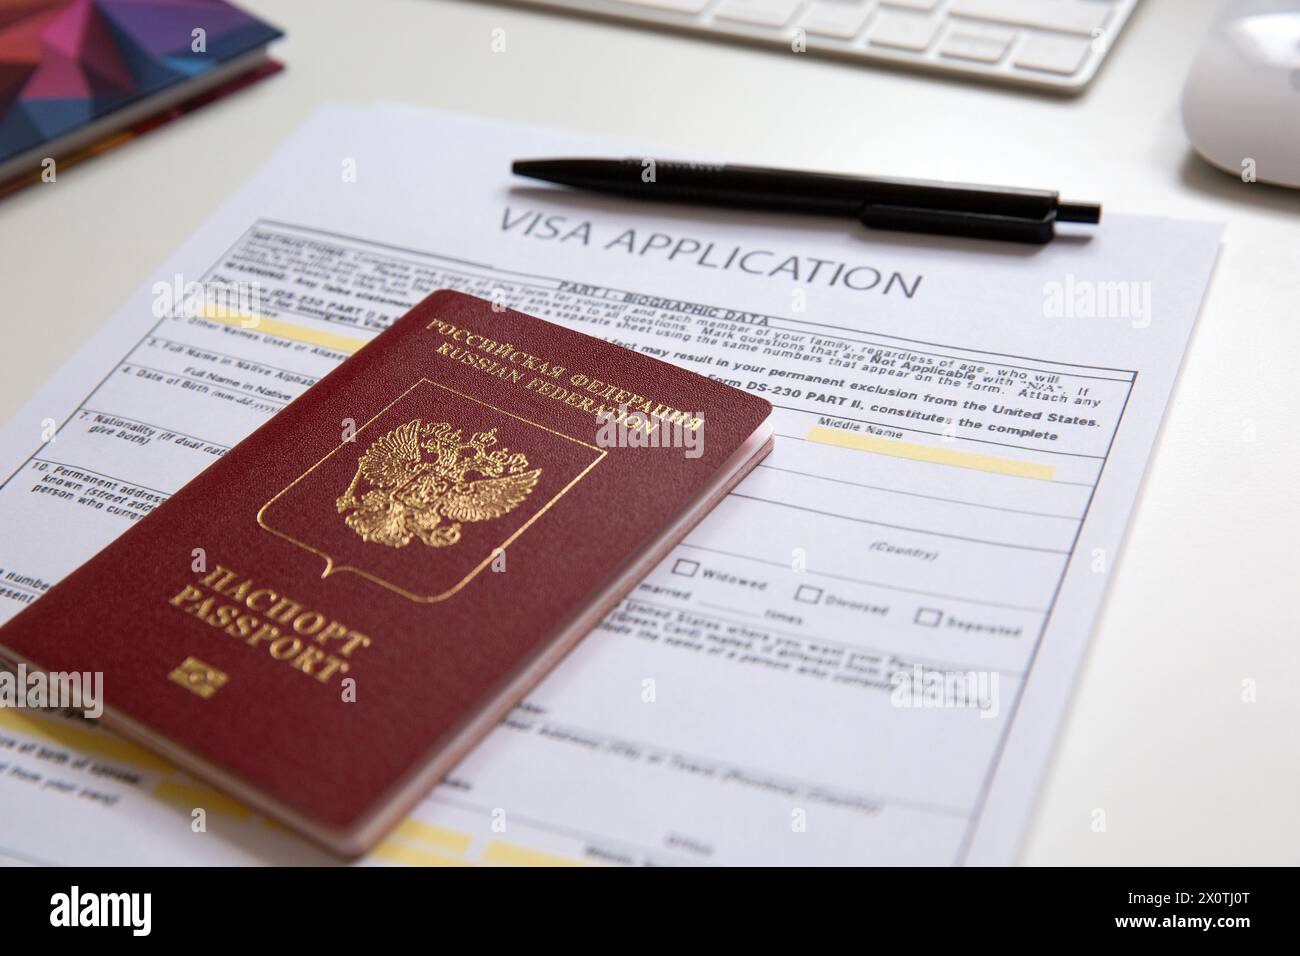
0;105;1221;866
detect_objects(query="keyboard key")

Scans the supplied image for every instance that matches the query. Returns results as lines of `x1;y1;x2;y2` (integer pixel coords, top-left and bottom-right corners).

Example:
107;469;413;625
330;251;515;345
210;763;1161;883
948;0;1110;37
880;0;938;10
611;0;712;12
1013;34;1093;75
800;1;874;39
940;25;1015;63
714;0;805;28
868;10;942;51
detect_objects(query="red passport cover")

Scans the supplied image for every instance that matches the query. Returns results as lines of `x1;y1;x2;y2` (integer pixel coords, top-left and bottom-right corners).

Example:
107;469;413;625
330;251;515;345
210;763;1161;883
0;290;771;854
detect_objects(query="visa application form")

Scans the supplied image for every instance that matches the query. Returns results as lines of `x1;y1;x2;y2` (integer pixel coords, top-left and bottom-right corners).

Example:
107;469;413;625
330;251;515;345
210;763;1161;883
0;105;1222;866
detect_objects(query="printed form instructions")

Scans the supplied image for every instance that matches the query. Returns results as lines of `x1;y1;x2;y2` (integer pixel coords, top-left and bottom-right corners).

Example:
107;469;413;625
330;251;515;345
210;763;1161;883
0;106;1220;866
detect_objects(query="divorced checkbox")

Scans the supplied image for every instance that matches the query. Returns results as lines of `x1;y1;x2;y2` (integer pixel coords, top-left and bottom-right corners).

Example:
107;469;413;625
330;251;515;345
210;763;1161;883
672;558;700;578
795;585;823;604
914;608;943;627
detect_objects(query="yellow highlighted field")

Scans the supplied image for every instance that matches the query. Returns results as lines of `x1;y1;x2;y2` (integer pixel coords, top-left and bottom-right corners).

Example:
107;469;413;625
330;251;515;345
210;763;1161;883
805;425;1055;481
373;841;472;867
0;709;173;774
152;779;253;819
392;818;473;854
482;840;585;867
199;306;368;355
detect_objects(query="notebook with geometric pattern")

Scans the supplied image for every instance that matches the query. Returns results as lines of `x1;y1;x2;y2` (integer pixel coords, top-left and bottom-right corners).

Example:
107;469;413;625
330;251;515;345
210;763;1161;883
0;0;281;183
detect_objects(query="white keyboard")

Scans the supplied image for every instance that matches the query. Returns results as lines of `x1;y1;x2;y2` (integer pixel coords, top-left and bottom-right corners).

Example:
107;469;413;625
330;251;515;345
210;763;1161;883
511;0;1140;91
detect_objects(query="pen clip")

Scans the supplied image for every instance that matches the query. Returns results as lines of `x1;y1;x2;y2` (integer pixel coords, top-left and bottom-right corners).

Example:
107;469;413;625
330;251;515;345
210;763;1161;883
861;203;1057;245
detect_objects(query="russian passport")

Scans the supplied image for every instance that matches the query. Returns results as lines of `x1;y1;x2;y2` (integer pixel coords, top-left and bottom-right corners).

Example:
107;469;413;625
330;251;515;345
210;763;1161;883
0;290;773;856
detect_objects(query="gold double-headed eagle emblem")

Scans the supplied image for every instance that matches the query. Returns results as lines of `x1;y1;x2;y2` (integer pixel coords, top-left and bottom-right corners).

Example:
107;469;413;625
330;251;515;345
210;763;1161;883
336;419;542;550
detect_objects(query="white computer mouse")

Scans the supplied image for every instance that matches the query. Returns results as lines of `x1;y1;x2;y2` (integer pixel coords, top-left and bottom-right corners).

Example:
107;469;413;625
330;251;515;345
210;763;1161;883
1182;0;1300;188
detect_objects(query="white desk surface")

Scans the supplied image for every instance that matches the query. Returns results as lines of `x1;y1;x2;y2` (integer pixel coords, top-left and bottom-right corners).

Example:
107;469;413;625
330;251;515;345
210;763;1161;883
1;0;1296;865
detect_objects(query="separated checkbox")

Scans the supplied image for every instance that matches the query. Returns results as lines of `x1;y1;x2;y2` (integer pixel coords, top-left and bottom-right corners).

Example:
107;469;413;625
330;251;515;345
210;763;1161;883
914;608;943;627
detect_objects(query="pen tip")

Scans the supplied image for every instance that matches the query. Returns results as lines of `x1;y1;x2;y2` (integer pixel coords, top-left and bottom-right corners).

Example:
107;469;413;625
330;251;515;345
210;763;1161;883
512;159;555;179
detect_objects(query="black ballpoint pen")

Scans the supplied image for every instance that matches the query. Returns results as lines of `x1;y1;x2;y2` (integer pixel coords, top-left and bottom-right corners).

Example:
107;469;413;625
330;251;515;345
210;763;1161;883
512;158;1101;245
